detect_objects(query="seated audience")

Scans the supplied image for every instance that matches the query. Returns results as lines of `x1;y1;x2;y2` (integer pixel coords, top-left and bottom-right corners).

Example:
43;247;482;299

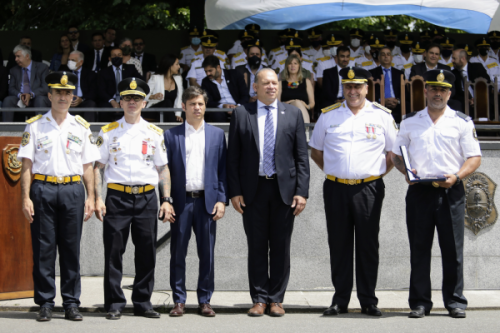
67;50;98;121
235;44;267;103
3;45;50;122
132;37;157;81
97;47;142;116
104;27;117;47
278;54;314;123
107;38;143;76
68;25;90;54
274;39;315;84
187;36;227;87
6;36;43;71
369;46;405;122
322;46;352;108
146;54;184;122
85;32;110;72
49;34;74;72
201;55;249;122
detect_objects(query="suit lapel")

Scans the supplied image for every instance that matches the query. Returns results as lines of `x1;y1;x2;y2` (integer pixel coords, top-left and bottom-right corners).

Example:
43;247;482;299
204;123;211;169
275;101;287;148
178;122;186;170
224;70;237;100
248;102;260;150
30;62;35;86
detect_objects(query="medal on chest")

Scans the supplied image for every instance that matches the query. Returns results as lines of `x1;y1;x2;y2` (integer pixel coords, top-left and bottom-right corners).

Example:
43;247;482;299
111;137;120;165
66;132;82;154
142;138;155;166
365;124;376;139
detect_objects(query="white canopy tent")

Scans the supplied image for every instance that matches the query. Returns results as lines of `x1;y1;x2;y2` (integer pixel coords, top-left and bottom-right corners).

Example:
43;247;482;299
206;0;499;33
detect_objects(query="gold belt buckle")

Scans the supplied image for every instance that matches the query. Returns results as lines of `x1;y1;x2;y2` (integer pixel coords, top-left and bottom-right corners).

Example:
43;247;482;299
57;176;64;184
348;179;356;185
131;186;140;194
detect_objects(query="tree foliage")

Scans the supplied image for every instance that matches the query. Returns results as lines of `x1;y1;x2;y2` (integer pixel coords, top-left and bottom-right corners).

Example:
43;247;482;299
0;0;190;31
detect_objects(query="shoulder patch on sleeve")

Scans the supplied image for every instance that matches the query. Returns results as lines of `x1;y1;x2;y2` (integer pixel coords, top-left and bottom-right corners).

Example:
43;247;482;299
75;115;90;129
317;56;330;62
373;102;392;113
302;58;313;63
148;123;163;135
322;103;342;113
456;111;471;122
487;62;498;69
271;47;281;52
234;52;242;57
101;122;119;133
402;111;417;120
279;59;286;65
403;63;413;69
21;132;30;146
181;46;189;51
216;50;226;56
26;114;43;124
235;59;245;64
194;51;202;56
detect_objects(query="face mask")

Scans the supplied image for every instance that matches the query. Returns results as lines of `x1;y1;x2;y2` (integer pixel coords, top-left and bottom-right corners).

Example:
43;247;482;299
400;45;411;53
442;49;452;58
120;46;132;56
322;49;331;57
191;37;201;46
479;48;489;56
371;51;379;60
111;57;123;67
67;60;78;71
365;45;371;53
248;56;261;68
351;39;360;48
386;41;396;48
331;46;338;56
311;40;322;48
414;54;423;63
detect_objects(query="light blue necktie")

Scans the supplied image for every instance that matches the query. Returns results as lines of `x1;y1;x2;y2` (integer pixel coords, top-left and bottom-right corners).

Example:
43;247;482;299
263;105;276;177
383;68;392;98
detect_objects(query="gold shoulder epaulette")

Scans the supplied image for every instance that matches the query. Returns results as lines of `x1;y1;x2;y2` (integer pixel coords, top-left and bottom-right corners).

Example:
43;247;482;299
302;58;312;63
26;114;43;124
271;47;281;52
216;50;226;56
279;59;286;65
234;52;242;57
101;122;119;133
350;57;355;61
75;115;90;129
318;56;330;62
301;47;308;51
181;46;189;51
373;102;392;114
217;56;225;63
194;51;202;56
148;123;163;135
322;103;342;113
235;59;245;64
391;62;395;67
361;61;373;67
403;63;413;69
447;63;453;67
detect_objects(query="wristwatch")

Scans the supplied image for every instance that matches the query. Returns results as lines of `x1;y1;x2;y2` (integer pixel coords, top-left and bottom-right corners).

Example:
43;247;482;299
161;197;173;204
454;173;461;184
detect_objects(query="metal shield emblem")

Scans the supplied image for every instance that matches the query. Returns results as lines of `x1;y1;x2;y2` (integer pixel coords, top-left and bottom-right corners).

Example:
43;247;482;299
2;144;22;182
464;172;498;235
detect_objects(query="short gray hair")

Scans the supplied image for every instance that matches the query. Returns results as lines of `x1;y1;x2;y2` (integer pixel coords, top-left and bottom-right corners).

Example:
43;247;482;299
254;68;277;84
13;45;31;58
182;86;208;105
70;50;85;62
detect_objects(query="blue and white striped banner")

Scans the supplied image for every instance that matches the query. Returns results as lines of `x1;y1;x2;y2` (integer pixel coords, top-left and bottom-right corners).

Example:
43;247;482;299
206;0;499;33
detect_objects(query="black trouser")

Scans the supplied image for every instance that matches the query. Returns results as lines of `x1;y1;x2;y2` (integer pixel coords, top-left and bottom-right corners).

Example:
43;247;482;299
242;177;295;303
323;178;385;308
103;188;158;312
406;183;467;312
30;179;85;309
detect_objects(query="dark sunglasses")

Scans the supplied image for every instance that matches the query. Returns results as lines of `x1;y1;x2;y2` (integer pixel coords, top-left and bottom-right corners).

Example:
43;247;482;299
122;95;144;102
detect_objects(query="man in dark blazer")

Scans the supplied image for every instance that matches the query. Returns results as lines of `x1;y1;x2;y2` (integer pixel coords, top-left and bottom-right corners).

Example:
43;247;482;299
227;68;310;317
6;36;43;71
451;48;491;117
201;55;249;122
370;47;405;123
234;44;268;103
85;32;111;72
67;51;98;121
409;43;461;111
97;47;143;120
3;45;50;122
164;86;227;318
322;46;352;109
132;38;157;79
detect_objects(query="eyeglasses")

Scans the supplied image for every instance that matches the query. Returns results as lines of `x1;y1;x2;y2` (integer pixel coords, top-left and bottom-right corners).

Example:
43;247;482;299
122;95;144;102
133;43;144;46
68;30;79;34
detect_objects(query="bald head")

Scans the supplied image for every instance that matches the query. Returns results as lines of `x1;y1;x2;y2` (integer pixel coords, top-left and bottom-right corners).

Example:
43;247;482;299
452;49;468;70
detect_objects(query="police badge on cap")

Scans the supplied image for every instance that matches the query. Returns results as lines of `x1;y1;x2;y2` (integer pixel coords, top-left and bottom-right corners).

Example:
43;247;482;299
118;77;150;97
339;67;371;84
423;69;455;88
45;71;78;90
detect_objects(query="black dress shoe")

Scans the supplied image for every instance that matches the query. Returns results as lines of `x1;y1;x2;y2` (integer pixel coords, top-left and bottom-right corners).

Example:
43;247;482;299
323;303;348;316
409;306;429;318
106;310;122;320
37;307;52;322
449;308;466;318
361;304;382;316
65;307;83;321
134;309;161;318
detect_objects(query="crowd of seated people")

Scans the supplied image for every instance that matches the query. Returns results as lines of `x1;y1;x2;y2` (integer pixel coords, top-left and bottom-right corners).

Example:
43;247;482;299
0;24;499;122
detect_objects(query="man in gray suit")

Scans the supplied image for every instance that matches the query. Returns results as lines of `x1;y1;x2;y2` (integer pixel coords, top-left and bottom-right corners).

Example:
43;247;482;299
3;45;50;122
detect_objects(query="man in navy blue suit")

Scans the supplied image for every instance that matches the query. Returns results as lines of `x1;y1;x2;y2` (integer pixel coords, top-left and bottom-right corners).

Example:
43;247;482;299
163;86;228;318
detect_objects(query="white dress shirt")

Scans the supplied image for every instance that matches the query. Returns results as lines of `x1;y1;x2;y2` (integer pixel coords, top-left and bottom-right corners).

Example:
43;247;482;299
314;56;337;81
185;121;206;191
257;99;278;176
186;57;226;86
309;100;398;179
96;117;168;185
179;45;201;67
18;111;100;176
393;107;481;178
212;71;237;107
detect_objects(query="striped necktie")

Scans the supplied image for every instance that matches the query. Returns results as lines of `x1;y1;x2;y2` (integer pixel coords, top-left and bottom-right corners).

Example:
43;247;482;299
263;105;276;177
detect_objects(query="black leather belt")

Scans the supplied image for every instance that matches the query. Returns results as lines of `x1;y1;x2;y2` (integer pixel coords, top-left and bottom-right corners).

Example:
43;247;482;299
186;190;204;198
260;174;276;180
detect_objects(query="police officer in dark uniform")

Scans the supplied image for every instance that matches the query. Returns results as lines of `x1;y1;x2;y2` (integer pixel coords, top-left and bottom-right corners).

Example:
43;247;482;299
94;77;173;320
392;69;482;319
18;71;100;322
